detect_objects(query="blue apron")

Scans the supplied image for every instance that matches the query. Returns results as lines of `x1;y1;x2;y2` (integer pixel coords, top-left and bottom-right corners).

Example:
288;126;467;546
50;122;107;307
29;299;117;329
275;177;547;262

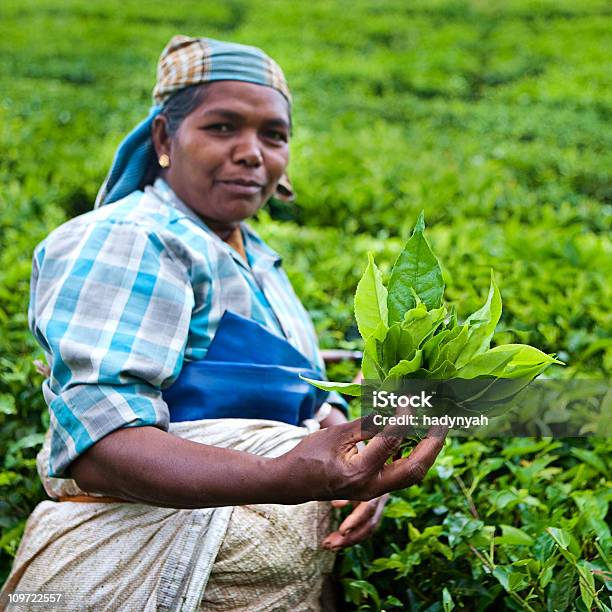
162;311;329;425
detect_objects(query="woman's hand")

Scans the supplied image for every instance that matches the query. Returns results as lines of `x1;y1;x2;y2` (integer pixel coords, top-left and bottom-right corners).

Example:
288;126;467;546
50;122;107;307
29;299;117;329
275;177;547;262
322;494;390;550
273;414;446;504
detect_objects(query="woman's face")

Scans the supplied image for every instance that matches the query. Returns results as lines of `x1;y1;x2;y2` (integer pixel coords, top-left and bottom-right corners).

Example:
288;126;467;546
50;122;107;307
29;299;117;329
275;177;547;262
154;81;290;234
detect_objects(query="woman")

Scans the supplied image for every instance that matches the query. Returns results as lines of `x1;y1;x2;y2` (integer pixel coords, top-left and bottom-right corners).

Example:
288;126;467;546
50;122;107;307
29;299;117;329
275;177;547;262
1;36;444;611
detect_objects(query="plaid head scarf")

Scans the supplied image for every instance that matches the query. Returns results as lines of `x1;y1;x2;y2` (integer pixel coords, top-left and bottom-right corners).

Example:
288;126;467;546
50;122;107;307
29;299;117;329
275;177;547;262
95;35;292;208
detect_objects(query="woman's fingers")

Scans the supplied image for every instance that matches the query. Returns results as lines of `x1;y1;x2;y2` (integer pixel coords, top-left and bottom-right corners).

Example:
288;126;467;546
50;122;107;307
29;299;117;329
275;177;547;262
330;499;351;508
323;493;391;550
354;413;411;467
337;414;382;446
338;499;377;535
375;430;447;494
323;519;374;550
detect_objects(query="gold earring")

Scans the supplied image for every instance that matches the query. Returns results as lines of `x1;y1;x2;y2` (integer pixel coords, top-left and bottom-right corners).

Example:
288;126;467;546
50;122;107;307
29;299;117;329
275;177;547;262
158;154;170;168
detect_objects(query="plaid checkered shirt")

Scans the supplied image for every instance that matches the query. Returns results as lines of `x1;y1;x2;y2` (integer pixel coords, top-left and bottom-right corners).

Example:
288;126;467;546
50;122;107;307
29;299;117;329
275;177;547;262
29;178;343;477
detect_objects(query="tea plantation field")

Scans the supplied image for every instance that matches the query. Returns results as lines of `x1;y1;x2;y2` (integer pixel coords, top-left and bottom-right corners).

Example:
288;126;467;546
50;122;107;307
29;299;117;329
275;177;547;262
0;1;610;609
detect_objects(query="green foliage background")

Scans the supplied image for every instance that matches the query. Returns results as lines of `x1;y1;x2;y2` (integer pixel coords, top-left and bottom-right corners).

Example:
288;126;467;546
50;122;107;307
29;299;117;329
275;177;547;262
0;1;610;609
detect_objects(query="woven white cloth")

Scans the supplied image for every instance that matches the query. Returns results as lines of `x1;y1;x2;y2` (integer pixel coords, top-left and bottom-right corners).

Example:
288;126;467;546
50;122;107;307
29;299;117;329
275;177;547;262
0;417;337;611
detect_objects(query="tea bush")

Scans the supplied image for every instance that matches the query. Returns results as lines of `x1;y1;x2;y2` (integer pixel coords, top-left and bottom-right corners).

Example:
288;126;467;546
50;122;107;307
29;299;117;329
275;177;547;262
1;0;610;609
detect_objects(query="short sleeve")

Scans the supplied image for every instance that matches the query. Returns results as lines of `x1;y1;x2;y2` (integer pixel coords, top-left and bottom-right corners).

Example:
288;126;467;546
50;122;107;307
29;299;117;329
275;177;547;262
29;219;195;477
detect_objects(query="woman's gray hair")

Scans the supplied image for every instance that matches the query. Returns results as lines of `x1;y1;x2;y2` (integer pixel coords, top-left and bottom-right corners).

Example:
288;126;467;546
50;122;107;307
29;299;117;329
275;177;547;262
139;84;209;189
160;84;209;136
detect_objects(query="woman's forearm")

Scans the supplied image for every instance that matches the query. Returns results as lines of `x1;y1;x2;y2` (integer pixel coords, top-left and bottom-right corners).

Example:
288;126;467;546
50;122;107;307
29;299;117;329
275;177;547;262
73;407;347;508
70;426;301;508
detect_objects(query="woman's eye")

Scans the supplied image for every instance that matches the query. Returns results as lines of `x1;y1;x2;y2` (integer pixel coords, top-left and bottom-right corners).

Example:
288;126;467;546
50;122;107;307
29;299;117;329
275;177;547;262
205;123;233;133
264;130;288;143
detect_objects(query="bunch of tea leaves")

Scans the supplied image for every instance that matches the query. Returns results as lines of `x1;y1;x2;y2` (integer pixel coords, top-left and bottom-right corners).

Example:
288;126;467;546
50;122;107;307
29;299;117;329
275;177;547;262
305;213;562;397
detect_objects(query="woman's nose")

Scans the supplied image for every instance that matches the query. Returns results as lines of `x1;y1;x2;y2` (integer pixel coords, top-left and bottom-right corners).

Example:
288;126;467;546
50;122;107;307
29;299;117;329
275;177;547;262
232;134;263;167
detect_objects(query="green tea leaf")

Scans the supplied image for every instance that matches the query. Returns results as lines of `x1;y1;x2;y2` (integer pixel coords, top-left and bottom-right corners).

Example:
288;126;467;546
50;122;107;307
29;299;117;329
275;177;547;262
432;324;468;370
362;322;388;381
547;527;571;550
422;329;452;363
495;525;535;546
488;344;562;378
387;212;444;323
492;565;529;593
496;362;553;380
547;564;577;612
362;346;383;381
430;327;463;370
8;433;45;452
570;448;609;477
383;595;403;608
447;304;458;329
354;252;388;340
402;305;447;351
383;350;423;383
402;302;428;324
577;563;595;610
442;587;455;612
455;342;560;381
0;522;25;556
382;324;402;372
462;377;533;407
348;580;380;609
426;360;457;379
0;472;19;487
299;376;362;396
455;348;517;379
384;498;417;518
456;273;502;368
0;395;16;416
490;344;563;366
540;565;554;589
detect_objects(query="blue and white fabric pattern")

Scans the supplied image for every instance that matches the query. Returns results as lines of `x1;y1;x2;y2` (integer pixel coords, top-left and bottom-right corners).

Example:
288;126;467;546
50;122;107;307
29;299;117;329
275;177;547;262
30;178;343;478
94;105;161;208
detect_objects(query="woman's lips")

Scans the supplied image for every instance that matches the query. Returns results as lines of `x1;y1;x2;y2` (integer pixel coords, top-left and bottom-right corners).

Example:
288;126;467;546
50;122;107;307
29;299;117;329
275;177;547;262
217;180;263;195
